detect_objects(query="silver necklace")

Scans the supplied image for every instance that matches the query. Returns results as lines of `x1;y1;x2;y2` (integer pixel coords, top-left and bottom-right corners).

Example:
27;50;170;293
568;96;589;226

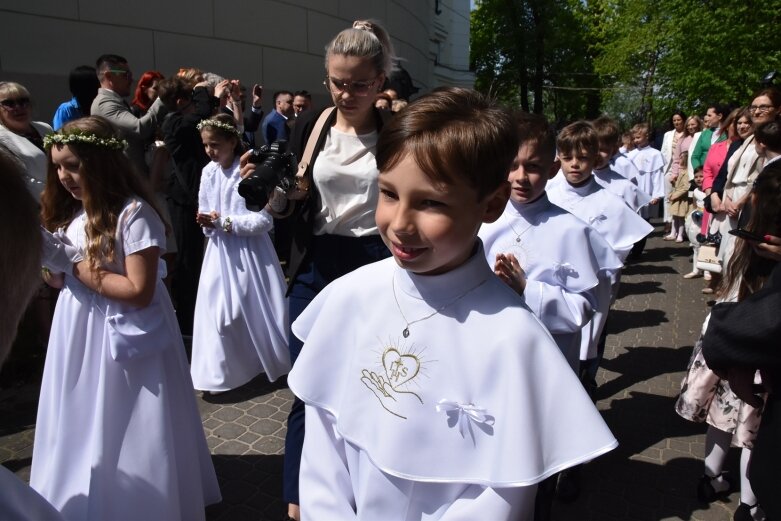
392;273;488;338
505;213;532;243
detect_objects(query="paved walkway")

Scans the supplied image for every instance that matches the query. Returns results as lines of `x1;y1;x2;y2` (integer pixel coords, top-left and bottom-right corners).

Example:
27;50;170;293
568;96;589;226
0;224;744;520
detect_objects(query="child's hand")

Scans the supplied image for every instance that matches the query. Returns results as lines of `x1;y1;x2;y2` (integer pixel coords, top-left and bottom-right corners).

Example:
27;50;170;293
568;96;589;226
494;253;526;295
196;211;219;228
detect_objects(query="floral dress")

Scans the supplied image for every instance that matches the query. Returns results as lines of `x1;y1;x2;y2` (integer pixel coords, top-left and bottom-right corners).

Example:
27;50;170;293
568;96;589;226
675;310;765;448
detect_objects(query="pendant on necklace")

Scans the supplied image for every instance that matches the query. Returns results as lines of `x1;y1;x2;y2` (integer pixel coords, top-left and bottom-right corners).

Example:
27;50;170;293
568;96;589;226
516;237;521;242
403;327;410;338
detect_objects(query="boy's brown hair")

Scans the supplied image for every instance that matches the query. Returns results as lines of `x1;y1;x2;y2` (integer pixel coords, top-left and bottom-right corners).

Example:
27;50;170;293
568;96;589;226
556;120;599;158
376;87;518;199
631;122;650;136
514;111;556;162
592;116;621;150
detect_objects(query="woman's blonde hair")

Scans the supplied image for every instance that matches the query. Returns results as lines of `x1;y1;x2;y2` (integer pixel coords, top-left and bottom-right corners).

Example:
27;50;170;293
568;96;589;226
325;19;397;76
0;81;31;101
41;116;165;283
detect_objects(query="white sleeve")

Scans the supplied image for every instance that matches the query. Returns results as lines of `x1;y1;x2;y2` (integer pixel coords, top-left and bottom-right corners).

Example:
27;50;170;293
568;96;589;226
651;167;666;199
121;201;165;256
300;406;358;521
222;209;273;236
524;280;594;334
198;166;214;237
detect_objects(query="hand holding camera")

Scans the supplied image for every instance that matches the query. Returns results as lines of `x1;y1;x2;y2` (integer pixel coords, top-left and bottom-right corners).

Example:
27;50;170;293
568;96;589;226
237;141;300;211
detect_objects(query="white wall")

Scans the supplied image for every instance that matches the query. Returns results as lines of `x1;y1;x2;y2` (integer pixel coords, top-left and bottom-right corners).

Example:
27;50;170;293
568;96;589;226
0;0;473;125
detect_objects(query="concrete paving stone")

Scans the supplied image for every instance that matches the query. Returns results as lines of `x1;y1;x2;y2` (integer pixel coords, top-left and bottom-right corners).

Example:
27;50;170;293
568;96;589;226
206;437;224;451
218;479;259;505
212;406;244;422
234;414;258;427
212;439;251;455
270;410;289;422
213;422;247;440
251;436;285;455
237;431;261;445
202;417;223;431
248;418;283;436
245;403;277;419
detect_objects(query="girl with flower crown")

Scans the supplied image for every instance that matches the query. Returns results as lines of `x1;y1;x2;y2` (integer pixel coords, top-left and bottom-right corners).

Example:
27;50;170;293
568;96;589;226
191;113;290;393
32;116;221;521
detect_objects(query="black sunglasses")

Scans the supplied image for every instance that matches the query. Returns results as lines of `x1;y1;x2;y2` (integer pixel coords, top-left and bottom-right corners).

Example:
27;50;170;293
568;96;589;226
0;98;30;109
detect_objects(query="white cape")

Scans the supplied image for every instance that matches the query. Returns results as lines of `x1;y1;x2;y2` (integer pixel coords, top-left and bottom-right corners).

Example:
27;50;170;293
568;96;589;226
479;195;622;369
289;249;617;490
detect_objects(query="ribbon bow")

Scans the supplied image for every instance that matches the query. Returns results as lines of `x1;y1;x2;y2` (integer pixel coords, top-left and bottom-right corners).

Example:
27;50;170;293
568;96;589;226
588;214;608;226
436;399;495;441
553;262;579;283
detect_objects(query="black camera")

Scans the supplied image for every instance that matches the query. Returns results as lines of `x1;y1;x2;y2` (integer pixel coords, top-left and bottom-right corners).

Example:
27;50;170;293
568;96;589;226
238;141;298;209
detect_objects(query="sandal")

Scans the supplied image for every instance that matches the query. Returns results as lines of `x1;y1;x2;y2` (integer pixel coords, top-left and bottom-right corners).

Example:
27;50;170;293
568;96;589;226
696;472;733;503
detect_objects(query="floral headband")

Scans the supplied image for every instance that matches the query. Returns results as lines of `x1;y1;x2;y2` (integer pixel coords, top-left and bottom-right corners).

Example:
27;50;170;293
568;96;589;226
196;118;242;137
43;131;127;151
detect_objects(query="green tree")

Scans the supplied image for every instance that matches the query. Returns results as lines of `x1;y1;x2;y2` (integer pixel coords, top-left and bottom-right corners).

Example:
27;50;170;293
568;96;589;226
470;0;601;121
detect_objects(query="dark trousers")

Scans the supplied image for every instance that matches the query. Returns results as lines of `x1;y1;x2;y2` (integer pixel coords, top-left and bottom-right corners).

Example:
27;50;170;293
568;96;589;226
283;233;390;505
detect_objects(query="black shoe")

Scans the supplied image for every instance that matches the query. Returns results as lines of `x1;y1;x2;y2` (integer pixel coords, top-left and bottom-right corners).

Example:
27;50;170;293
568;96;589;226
696;472;733;503
733;502;762;521
555;466;581;503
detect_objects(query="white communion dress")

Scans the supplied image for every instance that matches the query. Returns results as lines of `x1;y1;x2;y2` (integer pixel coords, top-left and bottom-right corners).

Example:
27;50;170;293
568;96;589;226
479;194;623;370
288;246;617;520
29;199;221;521
191;159;290;391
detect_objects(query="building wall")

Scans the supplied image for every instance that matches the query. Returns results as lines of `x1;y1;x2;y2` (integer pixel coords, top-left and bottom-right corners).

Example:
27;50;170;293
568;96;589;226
0;0;473;124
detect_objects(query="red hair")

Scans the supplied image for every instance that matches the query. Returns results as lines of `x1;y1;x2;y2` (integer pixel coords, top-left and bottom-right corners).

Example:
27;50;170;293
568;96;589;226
131;71;164;112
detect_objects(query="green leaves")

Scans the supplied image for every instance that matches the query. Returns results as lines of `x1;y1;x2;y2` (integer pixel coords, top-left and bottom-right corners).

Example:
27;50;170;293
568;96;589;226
471;0;781;125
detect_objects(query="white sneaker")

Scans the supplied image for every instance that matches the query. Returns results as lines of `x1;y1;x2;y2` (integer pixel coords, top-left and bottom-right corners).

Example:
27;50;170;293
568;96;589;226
683;271;701;279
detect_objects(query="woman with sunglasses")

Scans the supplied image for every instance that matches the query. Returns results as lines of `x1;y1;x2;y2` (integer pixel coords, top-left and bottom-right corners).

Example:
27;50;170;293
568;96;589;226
0;81;52;198
240;19;396;521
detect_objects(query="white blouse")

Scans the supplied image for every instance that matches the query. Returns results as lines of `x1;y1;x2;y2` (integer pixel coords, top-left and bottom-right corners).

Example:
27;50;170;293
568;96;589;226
313;127;380;237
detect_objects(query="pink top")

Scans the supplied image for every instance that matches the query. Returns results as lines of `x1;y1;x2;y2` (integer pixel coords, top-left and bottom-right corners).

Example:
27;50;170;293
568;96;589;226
671;135;692;178
702;139;730;191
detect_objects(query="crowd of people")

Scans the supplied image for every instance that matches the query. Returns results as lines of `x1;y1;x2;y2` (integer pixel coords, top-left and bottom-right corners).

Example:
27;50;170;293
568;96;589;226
0;16;779;521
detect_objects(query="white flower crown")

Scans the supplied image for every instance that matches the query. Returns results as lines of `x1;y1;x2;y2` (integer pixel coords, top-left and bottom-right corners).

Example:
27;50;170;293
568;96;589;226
43;132;127;151
196;119;242;137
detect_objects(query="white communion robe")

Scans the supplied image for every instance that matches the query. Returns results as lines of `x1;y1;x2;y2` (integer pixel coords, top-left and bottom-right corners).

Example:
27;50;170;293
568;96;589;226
0;466;64;521
610;152;641;183
479;194;622;370
288;248;617;521
547;177;653;360
593;165;652;213
191;159;290;391
630;145;666;218
30;199;221;521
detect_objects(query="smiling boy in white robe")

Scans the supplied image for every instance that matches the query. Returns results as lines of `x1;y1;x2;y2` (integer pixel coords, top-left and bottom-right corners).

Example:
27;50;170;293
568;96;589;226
287;89;617;520
479;112;622;372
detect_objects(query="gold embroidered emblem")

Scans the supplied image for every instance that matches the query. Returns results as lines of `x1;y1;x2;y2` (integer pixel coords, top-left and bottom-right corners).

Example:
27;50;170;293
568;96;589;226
361;342;427;420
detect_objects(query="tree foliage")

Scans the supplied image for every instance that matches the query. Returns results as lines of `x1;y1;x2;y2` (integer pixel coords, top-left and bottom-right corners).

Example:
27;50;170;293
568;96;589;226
471;0;781;127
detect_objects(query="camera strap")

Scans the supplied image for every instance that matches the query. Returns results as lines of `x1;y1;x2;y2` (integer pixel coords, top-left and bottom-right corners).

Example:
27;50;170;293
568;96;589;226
296;106;336;184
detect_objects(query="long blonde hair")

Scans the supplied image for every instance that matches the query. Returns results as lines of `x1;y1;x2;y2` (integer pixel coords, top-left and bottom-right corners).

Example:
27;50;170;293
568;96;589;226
325;19;397;76
41;116;165;280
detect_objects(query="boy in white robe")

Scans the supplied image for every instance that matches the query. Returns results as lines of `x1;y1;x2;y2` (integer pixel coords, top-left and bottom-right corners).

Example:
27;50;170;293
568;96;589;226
592;117;652;213
288;89;617;520
479;112;622;372
628;123;665;257
547;121;652;391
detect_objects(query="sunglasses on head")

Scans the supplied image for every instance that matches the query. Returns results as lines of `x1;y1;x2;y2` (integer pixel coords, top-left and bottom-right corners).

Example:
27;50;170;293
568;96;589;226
0;98;30;109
